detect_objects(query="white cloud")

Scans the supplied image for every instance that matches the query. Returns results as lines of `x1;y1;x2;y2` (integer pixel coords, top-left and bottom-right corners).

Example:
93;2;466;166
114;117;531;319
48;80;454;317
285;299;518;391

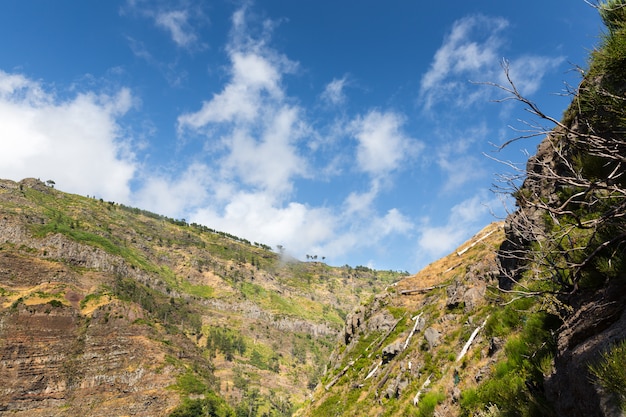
316;206;414;266
349;110;421;177
191;191;336;255
321;76;349;106
126;35;189;87
420;14;567;111
501;55;565;96
220;107;308;194
420;15;508;109
174;5;312;201
344;186;379;216
132;163;211;217
155;10;197;48
123;1;207;50
375;208;414;236
0;70;136;202
135;6;419;266
435;124;490;192
438;155;487;192
176;12;307;198
177;51;287;129
415;193;499;262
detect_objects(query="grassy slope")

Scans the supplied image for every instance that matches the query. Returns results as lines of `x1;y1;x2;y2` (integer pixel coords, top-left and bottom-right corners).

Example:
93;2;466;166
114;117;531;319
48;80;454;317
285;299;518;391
303;222;515;416
0;178;406;415
302;222;566;417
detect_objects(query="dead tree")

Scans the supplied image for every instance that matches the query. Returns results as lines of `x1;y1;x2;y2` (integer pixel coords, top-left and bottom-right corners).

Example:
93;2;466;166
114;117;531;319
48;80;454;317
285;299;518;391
487;54;626;297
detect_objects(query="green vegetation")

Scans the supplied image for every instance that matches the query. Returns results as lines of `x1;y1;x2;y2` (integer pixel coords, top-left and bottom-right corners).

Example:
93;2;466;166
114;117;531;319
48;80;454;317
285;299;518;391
169;391;234;417
47;299;64;308
416;391;445;417
300;3;626;417
113;277;202;334
460;297;560;416
1;177;406;416
589;339;626;410
180;281;214;298
599;0;626;33
80;290;108;309
528;0;626;294
173;369;209;395
206;327;247;361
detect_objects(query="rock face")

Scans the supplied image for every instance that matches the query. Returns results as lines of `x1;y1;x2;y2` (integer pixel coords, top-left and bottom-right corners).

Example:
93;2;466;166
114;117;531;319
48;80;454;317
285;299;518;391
497;124;626;415
344;294;391;345
543;280;626;417
423;327;440;349
0;303;180;416
0;242;189;416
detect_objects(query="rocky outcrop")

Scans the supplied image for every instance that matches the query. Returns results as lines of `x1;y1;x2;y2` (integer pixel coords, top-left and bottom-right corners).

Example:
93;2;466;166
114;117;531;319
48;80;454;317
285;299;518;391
304;223;505;417
423;327;440;349
497;110;626;416
544;280;626;417
0;302;180;416
344;294;391;345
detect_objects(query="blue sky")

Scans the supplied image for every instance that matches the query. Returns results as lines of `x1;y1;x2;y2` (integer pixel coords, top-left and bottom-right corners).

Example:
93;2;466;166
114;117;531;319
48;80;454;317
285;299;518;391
0;0;604;272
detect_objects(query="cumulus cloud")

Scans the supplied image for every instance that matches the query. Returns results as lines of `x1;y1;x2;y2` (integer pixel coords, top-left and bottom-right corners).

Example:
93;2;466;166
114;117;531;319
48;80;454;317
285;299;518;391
191;191;336;255
220;108;309;194
349;110;421;177
177;50;288;128
167;7;420;264
171;8;329;253
177;8;306;198
419;14;563;110
344;186;379;216
132;163;211;217
0;70;136;202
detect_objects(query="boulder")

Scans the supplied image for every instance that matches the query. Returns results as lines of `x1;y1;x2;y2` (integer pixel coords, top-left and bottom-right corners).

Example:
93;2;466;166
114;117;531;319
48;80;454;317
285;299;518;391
382;341;403;364
424;327;441;349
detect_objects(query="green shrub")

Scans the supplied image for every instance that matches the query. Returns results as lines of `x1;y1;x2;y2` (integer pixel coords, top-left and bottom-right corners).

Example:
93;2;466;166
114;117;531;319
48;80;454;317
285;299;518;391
169;391;234;417
589;339;626;408
10;297;24;309
417;391;445;417
484;297;533;337
462;311;560;416
173;370;208;395
47;299;64;308
600;0;626;32
206;327;246;361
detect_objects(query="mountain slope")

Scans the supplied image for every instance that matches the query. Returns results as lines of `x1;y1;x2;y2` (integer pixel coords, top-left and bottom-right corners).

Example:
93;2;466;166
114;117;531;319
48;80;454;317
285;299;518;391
300;222;507;416
0;177;406;416
305;2;626;416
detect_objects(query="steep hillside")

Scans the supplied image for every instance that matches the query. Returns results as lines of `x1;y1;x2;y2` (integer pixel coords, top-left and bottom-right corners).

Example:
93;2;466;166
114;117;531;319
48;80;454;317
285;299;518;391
3;3;625;416
495;1;626;414
0;178;406;416
305;2;626;416
301;222;511;416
